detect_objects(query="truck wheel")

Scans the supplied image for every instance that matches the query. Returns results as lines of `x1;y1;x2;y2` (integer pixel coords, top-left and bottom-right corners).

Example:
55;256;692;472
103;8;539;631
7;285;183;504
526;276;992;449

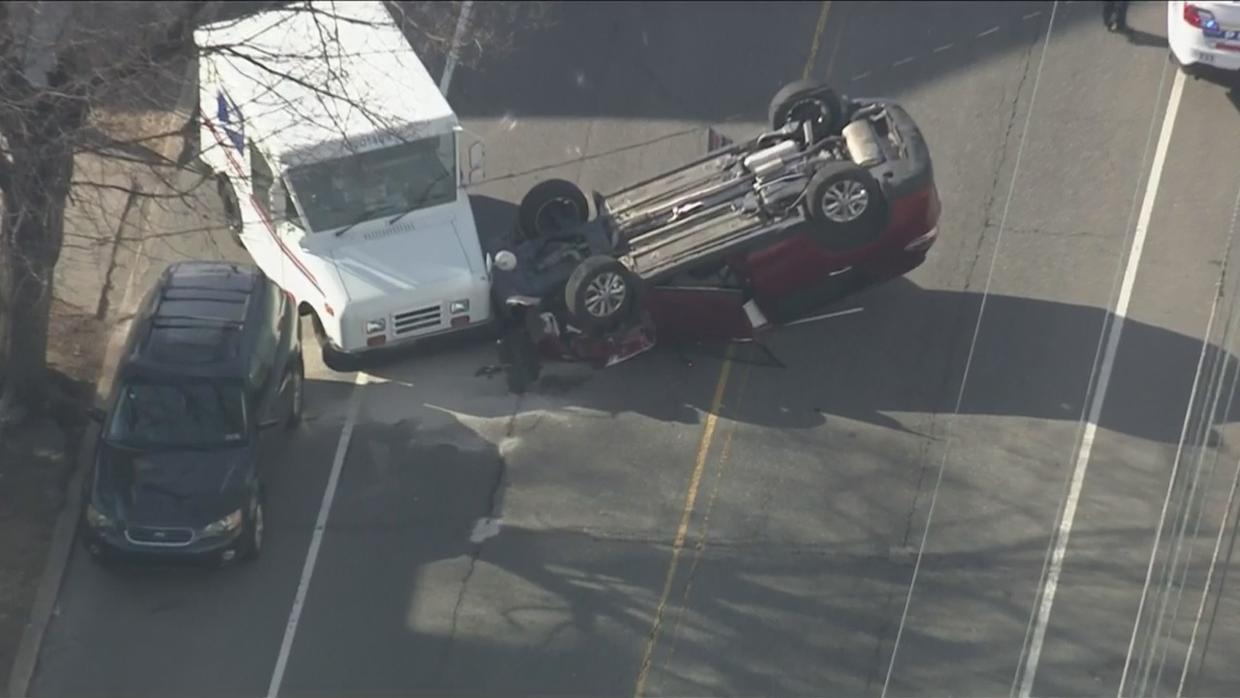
564;255;637;332
216;174;244;248
769;80;844;141
804;162;887;251
518;179;589;240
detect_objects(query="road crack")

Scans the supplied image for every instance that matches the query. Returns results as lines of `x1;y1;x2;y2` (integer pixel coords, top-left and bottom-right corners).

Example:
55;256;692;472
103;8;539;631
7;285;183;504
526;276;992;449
440;396;520;678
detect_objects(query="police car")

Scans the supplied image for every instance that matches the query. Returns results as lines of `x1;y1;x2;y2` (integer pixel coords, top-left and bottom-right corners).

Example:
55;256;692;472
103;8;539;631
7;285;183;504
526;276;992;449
1168;1;1240;72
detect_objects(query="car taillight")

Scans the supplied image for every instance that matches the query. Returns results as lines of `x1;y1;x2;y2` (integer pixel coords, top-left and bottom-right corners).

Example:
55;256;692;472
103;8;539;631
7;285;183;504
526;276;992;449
1184;3;1219;29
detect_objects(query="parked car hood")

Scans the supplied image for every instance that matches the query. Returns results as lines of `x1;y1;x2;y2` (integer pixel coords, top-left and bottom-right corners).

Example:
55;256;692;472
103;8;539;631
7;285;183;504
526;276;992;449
94;441;251;527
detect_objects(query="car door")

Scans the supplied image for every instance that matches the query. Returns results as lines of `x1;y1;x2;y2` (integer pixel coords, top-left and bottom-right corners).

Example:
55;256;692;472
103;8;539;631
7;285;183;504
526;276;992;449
265;277;300;426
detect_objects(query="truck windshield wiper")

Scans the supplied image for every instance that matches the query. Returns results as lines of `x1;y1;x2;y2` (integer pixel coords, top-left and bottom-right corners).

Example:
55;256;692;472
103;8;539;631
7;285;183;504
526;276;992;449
387;172;454;227
334;206;399;237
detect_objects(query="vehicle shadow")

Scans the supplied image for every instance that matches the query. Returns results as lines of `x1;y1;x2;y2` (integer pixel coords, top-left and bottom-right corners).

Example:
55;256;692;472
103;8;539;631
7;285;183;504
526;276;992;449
362;274;1240;447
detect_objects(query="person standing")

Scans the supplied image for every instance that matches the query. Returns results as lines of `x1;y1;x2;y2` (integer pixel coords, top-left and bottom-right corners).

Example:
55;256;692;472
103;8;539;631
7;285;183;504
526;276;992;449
1103;0;1130;33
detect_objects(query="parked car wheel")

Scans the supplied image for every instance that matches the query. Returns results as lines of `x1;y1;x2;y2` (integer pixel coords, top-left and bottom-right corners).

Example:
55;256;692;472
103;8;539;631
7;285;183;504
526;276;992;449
216;174;244;247
564;255;638;332
769;80;844;141
518;179;589;240
804;162;887;250
286;353;304;429
241;495;264;562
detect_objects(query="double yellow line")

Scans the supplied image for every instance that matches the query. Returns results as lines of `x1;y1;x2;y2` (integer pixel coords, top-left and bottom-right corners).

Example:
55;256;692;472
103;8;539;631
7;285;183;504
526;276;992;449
632;5;840;694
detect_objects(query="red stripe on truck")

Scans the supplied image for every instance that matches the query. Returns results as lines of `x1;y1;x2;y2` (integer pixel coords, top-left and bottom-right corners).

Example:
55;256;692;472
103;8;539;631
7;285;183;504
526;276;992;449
202;116;325;298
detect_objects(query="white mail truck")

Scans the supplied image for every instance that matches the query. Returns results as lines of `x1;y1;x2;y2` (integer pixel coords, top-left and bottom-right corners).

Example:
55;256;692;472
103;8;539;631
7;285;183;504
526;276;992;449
193;1;493;369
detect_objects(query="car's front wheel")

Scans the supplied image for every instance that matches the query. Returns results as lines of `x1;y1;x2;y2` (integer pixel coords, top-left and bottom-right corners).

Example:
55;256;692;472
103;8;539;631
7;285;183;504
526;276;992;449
241;496;264;562
804;162;887;251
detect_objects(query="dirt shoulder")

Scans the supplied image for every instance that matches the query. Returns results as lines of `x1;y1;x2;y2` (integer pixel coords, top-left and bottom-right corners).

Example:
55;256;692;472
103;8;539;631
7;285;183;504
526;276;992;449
0;301;102;693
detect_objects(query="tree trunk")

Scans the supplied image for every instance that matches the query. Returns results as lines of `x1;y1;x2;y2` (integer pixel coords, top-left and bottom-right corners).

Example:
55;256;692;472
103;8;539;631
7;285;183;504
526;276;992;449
0;123;75;420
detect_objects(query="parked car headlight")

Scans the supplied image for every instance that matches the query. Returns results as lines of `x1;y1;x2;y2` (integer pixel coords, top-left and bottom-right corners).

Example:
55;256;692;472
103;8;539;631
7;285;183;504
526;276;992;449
85;502;113;529
364;318;386;335
449;299;470;315
201;509;243;537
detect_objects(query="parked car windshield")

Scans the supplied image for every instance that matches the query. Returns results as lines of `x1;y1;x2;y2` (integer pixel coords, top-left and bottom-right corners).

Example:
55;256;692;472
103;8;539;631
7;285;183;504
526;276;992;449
285;133;457;233
105;379;248;449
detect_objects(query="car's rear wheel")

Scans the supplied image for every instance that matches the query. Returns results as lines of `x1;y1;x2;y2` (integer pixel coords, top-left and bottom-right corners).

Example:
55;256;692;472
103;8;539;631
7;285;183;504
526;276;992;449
564;255;638;333
804;162;887;251
518;179;589;241
769;80;844;142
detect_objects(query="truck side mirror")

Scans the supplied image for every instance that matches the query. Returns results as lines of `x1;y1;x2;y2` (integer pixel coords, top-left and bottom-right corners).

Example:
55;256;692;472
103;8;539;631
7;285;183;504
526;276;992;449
465;140;485;187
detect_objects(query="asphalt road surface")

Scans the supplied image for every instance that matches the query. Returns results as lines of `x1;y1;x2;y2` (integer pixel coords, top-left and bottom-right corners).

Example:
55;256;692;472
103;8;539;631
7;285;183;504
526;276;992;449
27;2;1240;697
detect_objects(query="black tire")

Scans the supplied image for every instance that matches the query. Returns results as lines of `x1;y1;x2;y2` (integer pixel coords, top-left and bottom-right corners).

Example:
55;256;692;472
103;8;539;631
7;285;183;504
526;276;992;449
804;162;887;251
518;179;589;240
216;174;244;247
82;536;118;568
285;353;304;429
769;80;844;141
241;495;263;562
564;255;638;332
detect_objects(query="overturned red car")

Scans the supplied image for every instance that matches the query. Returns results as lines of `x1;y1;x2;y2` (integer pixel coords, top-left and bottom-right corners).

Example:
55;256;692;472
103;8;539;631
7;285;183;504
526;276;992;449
490;80;941;392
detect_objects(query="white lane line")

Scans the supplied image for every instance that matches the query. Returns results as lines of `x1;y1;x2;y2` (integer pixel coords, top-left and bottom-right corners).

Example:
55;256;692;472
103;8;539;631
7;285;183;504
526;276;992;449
933;43;955;53
1020;66;1187;698
1024;11;1044;20
879;4;1061;697
978;25;1000;37
783;306;864;327
1176;181;1240;698
438;0;475;96
267;370;370;698
893;56;916;67
851;70;872;81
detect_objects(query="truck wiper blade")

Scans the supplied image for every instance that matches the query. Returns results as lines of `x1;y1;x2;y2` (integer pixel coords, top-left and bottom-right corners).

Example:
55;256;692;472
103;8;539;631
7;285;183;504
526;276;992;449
334;206;398;237
387;208;415;226
387;172;453;227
